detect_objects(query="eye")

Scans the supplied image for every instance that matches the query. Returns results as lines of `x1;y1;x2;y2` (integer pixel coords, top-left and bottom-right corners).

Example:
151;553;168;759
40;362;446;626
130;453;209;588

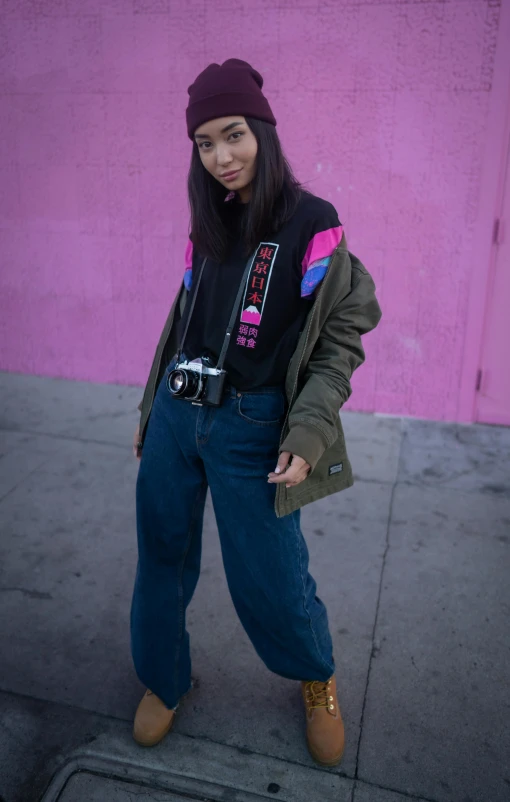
198;131;243;150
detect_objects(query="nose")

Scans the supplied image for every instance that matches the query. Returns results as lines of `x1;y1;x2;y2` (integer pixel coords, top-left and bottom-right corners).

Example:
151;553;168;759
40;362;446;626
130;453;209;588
216;144;233;167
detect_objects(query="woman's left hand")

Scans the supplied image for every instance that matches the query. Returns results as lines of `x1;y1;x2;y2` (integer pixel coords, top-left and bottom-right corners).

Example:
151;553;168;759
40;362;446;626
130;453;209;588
267;451;311;488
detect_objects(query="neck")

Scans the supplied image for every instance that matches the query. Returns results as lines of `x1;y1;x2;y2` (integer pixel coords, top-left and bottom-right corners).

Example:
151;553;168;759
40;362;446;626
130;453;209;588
237;185;251;204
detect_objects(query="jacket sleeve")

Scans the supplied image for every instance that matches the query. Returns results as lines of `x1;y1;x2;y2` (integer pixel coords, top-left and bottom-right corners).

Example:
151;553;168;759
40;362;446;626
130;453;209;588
136;281;188;417
136;239;193;416
279;255;382;471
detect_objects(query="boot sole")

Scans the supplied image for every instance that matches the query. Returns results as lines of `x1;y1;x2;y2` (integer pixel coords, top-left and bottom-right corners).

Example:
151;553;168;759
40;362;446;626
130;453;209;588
306;737;345;767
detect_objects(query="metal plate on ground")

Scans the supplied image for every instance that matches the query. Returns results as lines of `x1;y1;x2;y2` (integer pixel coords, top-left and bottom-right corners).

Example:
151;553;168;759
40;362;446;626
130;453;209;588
39;734;353;801
58;771;214;801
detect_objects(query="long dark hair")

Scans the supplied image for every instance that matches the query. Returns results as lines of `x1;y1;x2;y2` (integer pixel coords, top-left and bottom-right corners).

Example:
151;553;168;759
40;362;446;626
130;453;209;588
187;117;307;263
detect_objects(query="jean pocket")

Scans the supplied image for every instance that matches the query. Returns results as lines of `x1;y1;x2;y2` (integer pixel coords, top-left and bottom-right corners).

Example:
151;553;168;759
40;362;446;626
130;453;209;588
237;391;286;427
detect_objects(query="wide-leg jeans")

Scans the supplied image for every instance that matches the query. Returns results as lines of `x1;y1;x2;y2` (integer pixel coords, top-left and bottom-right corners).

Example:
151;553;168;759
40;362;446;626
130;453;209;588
130;359;335;710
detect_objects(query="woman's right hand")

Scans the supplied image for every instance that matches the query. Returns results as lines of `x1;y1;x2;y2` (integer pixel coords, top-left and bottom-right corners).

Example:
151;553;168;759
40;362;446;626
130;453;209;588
133;424;142;460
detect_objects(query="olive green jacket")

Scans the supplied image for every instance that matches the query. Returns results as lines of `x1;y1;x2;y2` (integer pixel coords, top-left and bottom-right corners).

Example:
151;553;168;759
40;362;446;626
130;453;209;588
136;231;382;517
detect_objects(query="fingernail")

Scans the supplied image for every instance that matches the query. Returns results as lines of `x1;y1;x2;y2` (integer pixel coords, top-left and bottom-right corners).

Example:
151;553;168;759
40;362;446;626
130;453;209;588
275;466;281;474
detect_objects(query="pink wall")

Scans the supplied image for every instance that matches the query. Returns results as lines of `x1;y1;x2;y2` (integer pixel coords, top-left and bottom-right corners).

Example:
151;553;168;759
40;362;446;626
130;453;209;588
0;0;504;421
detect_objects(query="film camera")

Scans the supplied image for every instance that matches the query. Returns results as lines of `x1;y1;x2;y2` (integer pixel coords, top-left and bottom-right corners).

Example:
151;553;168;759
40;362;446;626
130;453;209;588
167;356;226;407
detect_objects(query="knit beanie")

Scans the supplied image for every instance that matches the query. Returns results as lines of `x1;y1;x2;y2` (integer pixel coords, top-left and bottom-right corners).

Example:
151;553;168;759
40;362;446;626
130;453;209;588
186;58;276;140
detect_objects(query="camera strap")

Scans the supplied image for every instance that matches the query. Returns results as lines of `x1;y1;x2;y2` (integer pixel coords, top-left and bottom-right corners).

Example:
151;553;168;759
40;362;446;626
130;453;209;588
176;255;207;362
216;248;257;372
177;248;257;370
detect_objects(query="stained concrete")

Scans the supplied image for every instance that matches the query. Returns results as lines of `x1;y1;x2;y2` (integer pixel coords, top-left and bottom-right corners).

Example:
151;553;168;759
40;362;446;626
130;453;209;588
357;482;510;802
0;369;509;802
353;785;430;802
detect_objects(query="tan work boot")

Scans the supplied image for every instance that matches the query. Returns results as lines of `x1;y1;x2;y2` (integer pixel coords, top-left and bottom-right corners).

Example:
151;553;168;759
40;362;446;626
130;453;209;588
133;688;178;746
301;676;345;766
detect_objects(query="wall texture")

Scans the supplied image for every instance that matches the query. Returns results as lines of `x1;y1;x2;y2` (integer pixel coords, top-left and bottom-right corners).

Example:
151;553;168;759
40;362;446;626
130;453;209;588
0;0;503;421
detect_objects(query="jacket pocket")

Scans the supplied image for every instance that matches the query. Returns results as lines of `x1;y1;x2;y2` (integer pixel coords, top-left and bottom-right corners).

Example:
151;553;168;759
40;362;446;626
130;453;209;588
237;390;286;427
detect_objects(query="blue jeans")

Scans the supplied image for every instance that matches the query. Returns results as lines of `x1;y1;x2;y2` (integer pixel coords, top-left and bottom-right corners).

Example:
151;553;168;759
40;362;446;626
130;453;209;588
130;359;335;710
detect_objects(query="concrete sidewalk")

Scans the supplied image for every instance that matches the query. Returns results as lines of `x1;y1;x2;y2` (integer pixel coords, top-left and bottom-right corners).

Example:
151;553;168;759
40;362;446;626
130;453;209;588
0;370;508;802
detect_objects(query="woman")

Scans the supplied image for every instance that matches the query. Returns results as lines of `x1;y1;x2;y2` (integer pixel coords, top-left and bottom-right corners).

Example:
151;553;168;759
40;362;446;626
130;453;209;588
130;58;382;767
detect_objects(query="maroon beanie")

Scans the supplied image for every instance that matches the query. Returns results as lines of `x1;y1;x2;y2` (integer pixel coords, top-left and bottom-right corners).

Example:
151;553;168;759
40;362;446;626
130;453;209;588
186;58;276;140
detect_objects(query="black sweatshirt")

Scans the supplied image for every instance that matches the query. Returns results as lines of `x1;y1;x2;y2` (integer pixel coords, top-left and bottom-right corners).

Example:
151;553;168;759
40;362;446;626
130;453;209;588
177;190;343;390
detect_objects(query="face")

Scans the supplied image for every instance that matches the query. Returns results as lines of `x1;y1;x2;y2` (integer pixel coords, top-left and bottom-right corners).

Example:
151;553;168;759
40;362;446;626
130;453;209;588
193;116;258;202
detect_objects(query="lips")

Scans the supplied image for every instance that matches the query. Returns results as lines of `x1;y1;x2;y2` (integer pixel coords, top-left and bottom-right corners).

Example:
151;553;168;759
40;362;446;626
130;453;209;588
221;169;241;178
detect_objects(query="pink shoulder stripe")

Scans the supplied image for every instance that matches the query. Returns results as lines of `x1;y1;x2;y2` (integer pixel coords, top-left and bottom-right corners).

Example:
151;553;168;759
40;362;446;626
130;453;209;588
301;225;343;275
185;238;193;269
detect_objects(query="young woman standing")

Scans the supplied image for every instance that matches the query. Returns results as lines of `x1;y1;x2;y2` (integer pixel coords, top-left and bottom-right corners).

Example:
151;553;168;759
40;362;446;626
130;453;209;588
130;58;382;767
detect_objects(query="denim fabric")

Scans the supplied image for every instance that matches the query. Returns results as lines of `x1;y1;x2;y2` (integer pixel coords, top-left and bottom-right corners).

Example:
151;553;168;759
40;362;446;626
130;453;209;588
130;358;335;710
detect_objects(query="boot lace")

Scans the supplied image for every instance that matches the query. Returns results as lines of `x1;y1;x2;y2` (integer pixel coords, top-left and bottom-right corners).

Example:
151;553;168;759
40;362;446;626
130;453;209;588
304;679;334;711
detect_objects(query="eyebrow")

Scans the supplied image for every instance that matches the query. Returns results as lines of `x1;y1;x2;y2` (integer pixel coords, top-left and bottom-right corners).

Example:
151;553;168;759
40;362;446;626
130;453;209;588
194;121;244;140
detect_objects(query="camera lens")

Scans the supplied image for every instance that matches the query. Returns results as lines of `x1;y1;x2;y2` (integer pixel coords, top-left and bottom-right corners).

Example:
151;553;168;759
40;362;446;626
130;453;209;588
168;368;200;398
168;370;185;394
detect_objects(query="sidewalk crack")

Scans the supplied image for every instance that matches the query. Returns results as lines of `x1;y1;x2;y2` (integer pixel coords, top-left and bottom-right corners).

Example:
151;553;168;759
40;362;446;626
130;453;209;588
353;419;404;782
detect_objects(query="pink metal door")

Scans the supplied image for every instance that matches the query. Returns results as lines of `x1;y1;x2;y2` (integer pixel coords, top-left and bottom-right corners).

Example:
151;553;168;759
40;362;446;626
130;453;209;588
476;138;510;425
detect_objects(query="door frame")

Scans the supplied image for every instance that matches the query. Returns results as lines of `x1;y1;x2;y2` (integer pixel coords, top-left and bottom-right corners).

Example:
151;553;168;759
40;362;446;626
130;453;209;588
458;1;510;423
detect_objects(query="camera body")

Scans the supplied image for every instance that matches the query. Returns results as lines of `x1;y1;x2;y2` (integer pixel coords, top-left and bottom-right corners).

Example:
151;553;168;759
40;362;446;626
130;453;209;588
167;357;227;407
